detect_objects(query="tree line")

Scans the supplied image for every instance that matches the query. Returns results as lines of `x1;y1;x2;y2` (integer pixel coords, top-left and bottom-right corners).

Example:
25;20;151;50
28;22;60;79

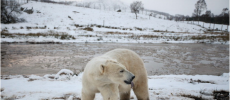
175;0;229;26
187;8;229;25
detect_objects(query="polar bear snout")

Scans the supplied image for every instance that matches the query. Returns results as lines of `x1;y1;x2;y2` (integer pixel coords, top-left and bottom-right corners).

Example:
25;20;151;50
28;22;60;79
124;75;135;84
131;76;135;81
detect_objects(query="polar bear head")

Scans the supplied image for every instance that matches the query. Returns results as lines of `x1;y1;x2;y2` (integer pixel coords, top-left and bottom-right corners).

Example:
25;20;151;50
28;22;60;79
100;59;135;85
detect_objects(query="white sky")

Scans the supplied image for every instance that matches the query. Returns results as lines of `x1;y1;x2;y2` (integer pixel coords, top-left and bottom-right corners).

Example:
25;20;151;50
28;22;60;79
122;0;229;16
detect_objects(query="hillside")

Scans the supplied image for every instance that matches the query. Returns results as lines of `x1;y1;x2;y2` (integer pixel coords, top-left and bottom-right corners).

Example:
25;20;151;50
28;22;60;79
1;1;229;44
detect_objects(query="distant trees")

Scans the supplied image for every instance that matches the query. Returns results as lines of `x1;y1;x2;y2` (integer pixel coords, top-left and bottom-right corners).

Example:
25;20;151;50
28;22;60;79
193;0;207;24
175;14;185;22
219;8;229;30
130;1;144;19
187;7;229;31
187;0;229;31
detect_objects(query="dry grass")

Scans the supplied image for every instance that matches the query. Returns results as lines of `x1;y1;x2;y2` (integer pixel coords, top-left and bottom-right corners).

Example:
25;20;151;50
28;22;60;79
189;79;215;84
191;34;229;42
154;30;175;33
48;76;55;79
180;90;229;100
135;27;142;31
1;95;25;100
74;24;84;28
1;31;76;40
96;25;102;28
51;93;81;100
1;75;11;80
1;88;4;92
129;35;160;39
26;26;46;29
82;27;93;31
180;94;206;100
3;96;16;100
105;32;132;35
28;78;37;82
22;75;29;78
213;90;229;100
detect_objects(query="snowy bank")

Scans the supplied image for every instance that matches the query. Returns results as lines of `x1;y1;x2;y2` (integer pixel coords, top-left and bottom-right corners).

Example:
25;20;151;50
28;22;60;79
1;72;229;100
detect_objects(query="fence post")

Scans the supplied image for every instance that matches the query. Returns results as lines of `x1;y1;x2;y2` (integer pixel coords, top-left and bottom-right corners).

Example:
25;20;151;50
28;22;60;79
221;24;223;31
203;22;204;28
227;25;229;32
213;23;215;31
209;23;211;29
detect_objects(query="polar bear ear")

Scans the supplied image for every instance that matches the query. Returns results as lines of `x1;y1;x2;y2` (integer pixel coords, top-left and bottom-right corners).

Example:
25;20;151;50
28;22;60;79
99;65;105;74
106;59;117;63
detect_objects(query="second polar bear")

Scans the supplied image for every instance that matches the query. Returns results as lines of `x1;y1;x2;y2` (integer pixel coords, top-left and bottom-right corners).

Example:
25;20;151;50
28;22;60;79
82;49;149;100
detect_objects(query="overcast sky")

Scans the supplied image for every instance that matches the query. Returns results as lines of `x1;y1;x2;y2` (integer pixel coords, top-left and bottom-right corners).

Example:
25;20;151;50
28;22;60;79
122;0;229;16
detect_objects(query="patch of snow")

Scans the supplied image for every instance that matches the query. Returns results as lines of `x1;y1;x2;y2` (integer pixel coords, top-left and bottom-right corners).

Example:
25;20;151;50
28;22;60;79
55;69;74;80
1;72;229;100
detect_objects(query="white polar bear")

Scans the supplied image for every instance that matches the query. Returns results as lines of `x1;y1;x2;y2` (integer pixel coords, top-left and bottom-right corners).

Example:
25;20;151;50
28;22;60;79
82;49;149;100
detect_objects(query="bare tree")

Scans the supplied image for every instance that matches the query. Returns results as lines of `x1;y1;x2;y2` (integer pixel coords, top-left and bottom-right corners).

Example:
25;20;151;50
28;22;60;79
193;0;207;25
221;8;228;16
130;1;144;19
204;10;212;28
1;0;24;23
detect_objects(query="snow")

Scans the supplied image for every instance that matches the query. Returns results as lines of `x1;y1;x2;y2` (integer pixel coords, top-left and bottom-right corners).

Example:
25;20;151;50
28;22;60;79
188;21;230;31
1;1;229;44
1;71;229;100
54;69;74;80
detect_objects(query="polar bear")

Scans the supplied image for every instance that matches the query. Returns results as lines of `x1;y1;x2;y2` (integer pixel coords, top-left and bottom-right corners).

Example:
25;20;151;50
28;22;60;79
81;49;149;100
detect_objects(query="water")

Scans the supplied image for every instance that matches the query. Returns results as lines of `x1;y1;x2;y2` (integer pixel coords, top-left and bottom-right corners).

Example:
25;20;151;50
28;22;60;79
1;43;229;75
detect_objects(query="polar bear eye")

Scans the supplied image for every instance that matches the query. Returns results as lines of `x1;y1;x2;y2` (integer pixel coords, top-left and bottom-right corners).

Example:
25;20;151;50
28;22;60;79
120;70;124;73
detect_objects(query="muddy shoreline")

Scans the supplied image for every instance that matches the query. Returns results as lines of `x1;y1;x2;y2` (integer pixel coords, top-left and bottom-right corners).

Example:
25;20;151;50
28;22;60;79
1;43;229;76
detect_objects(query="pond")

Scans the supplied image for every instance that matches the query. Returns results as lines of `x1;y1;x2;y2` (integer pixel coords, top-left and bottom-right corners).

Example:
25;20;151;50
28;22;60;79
1;43;229;75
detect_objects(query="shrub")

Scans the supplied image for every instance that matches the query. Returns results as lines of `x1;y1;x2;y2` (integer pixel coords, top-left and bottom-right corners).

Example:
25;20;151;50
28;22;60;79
213;90;229;100
1;0;25;23
23;8;34;14
180;94;206;100
135;27;142;31
83;27;93;31
96;25;102;28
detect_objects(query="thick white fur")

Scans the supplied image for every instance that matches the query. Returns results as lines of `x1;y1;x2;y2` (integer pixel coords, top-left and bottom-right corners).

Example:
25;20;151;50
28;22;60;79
82;49;149;100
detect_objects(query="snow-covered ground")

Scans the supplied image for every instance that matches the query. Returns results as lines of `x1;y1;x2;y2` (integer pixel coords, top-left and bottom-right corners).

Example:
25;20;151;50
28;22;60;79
187;21;229;31
1;71;229;100
1;1;229;44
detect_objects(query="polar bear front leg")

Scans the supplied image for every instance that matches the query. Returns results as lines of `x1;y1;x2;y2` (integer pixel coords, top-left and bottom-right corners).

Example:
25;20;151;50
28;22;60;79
81;89;95;100
99;84;119;100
